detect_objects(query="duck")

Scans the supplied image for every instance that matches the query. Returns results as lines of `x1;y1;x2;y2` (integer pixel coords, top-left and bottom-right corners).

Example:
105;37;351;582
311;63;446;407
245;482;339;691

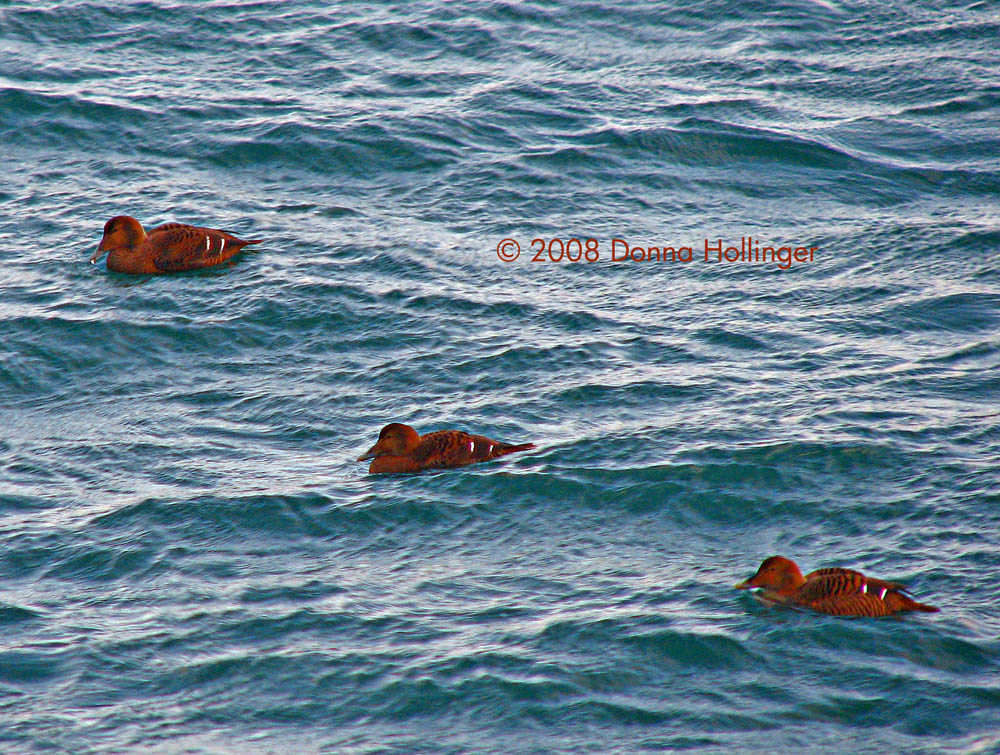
90;215;261;274
358;423;535;474
735;555;939;617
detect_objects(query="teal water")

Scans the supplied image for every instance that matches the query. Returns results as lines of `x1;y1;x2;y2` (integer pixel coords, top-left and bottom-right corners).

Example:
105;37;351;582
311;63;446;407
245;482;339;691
2;0;999;752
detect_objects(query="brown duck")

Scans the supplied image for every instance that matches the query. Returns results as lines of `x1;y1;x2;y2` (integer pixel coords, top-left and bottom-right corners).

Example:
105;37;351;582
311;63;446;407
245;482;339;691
90;215;261;274
735;555;939;617
358;423;535;474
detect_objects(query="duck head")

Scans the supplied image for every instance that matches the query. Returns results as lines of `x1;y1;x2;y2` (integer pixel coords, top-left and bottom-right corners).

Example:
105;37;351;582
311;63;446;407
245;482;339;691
735;555;806;594
91;216;146;263
358;423;421;460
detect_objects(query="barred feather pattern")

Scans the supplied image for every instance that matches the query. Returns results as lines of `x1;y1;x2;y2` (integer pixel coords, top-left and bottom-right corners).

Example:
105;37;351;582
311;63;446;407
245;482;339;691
413;431;535;469
798;569;938;616
150;224;260;272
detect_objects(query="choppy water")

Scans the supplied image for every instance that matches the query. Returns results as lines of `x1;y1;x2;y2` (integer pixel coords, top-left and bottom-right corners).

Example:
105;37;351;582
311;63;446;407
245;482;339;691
2;0;999;752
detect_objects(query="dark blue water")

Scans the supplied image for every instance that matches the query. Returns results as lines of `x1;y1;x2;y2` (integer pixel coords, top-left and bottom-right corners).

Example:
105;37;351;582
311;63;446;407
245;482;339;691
2;1;999;752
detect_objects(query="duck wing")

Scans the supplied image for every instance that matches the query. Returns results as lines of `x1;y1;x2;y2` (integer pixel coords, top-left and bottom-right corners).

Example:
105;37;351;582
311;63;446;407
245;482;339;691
151;225;258;272
799;568;921;617
411;431;479;469
412;431;532;469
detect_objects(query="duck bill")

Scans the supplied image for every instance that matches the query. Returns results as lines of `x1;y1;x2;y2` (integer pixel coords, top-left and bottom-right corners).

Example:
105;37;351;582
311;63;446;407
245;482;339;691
734;579;753;589
90;243;107;264
357;445;378;461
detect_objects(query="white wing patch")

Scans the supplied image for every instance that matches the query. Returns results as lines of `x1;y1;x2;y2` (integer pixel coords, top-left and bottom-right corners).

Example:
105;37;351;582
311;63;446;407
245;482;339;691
205;236;210;252
220;238;226;254
878;587;888;600
860;583;868;594
467;441;474;455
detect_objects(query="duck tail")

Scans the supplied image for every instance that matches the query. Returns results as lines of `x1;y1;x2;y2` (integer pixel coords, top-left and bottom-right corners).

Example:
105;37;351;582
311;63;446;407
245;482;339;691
890;590;940;613
496;442;535;456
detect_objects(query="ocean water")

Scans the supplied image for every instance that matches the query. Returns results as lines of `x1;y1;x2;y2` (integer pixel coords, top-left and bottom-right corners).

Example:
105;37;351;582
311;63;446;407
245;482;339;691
1;0;999;752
